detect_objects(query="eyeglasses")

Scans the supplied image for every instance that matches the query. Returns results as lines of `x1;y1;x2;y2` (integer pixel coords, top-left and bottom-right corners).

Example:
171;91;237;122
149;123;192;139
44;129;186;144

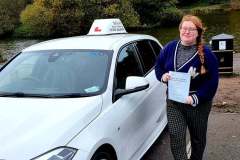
180;27;197;33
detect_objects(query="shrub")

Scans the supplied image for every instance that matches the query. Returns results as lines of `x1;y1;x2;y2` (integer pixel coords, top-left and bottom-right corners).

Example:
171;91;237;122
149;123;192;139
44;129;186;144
159;8;183;27
132;0;180;26
0;0;29;36
20;0;84;37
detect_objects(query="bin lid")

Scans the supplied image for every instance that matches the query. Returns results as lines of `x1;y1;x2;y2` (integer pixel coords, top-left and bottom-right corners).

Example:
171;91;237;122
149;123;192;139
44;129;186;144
211;33;234;40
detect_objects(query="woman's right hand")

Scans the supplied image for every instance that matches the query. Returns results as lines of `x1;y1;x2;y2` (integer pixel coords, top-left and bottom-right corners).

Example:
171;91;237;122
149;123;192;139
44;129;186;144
162;72;171;82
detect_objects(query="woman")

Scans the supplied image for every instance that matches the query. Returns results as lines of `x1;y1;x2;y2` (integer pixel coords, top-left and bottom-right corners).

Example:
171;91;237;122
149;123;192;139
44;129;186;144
155;15;219;160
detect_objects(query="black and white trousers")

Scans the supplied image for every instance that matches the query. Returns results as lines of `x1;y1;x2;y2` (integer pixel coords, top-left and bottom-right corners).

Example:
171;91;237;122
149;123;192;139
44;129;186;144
167;100;212;160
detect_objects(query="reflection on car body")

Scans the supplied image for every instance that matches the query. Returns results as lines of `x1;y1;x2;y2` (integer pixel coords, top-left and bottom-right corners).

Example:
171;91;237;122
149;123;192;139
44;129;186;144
0;19;167;160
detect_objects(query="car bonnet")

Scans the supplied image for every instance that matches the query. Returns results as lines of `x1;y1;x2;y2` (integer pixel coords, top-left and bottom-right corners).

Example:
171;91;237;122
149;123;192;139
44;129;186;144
0;95;102;159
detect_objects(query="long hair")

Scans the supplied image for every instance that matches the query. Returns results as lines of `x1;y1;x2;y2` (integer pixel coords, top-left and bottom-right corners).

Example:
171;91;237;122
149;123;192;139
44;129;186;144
179;15;207;74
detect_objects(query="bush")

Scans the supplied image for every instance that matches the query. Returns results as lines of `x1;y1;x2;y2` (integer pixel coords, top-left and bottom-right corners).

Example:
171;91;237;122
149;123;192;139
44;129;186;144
20;1;53;37
14;25;35;38
0;14;15;36
20;0;84;37
20;0;139;37
159;8;183;27
132;0;180;26
0;0;29;36
103;0;140;27
0;51;6;63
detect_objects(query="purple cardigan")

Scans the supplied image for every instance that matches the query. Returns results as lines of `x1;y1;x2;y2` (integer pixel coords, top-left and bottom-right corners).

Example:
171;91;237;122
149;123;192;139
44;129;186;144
155;40;219;106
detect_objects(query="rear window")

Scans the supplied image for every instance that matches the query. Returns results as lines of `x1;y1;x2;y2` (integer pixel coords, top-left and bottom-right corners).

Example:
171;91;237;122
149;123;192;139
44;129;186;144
150;40;162;57
135;40;156;74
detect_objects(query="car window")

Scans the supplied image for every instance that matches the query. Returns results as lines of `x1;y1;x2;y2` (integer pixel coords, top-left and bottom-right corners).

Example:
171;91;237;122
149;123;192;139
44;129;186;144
135;40;156;74
0;50;112;97
149;40;162;57
115;44;143;89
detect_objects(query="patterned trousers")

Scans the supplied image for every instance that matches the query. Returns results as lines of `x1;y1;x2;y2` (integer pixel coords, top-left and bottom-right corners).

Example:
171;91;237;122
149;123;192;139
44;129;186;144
167;100;212;160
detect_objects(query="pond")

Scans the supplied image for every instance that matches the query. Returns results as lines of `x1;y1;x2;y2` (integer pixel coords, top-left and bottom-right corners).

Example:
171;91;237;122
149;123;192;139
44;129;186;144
0;39;39;61
138;10;240;52
0;10;239;61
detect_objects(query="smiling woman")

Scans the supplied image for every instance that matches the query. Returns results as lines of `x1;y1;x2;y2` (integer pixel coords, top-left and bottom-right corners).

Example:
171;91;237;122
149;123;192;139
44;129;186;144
155;15;219;160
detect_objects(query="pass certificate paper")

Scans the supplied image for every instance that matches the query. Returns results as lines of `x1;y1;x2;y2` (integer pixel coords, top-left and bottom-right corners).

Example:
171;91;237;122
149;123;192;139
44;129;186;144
168;71;191;103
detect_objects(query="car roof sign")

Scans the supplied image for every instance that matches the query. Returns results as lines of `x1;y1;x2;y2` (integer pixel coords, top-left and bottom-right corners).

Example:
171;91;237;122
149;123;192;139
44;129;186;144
87;18;127;35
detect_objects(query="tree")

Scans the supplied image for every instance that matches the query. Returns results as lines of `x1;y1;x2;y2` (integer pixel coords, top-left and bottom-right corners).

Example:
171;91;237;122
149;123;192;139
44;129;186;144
20;0;53;37
103;0;140;27
0;0;30;36
82;0;140;30
177;0;199;6
132;0;182;26
20;0;84;37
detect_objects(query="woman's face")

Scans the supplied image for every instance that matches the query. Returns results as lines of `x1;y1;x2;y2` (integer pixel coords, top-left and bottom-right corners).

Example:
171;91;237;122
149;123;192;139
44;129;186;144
180;21;198;46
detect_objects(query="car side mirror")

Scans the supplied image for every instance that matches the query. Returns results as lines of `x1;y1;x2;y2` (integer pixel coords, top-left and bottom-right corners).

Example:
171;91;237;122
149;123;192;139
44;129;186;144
125;76;149;90
114;76;149;100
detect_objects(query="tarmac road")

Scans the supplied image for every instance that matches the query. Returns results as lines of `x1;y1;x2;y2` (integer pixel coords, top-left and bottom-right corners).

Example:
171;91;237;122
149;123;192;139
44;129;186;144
233;54;240;74
207;112;240;160
141;111;240;160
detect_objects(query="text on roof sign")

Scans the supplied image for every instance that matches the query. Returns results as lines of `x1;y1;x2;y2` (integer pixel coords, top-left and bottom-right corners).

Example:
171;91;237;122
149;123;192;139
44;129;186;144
88;18;127;35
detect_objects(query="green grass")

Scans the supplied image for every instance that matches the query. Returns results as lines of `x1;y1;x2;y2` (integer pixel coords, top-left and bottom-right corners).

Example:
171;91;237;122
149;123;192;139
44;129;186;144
178;1;230;15
177;0;229;9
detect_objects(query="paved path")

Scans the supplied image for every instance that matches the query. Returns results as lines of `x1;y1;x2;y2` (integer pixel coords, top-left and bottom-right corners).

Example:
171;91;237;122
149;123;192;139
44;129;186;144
233;54;240;73
207;112;240;160
142;111;240;160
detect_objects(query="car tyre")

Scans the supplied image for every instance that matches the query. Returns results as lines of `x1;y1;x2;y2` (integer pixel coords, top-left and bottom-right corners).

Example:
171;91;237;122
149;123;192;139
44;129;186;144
91;151;116;160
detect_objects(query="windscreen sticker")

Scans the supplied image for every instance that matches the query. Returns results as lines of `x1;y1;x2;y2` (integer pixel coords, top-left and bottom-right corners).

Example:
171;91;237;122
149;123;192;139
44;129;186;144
84;86;100;93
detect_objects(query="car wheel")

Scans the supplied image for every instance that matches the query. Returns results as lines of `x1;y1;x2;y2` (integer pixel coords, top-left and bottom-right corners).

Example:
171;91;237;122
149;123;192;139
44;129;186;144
91;151;116;160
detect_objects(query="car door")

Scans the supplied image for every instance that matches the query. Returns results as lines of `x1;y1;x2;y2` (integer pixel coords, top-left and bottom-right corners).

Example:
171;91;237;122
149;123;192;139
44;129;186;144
134;39;167;135
112;42;163;159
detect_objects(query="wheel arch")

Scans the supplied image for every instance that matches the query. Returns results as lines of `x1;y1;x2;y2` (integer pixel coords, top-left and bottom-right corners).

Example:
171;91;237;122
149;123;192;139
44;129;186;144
91;143;118;160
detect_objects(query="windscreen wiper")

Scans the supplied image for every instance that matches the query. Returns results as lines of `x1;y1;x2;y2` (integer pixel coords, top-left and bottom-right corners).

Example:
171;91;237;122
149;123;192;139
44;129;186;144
53;93;90;98
0;92;54;98
0;92;91;98
0;92;26;97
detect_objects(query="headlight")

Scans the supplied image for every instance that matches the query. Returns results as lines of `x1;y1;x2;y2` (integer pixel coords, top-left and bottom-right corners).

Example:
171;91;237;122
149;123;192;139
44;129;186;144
32;147;77;160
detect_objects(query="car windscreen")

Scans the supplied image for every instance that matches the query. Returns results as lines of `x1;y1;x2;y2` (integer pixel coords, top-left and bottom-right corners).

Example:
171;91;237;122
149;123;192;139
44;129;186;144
0;49;112;98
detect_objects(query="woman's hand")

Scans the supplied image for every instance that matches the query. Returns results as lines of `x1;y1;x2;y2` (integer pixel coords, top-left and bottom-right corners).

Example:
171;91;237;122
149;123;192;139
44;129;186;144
162;72;171;82
186;96;193;105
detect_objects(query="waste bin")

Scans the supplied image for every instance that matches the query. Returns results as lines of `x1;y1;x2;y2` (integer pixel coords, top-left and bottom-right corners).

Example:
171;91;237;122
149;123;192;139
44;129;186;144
211;33;234;74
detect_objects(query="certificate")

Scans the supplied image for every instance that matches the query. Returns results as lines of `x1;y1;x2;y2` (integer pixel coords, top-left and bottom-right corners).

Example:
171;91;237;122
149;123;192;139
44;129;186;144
168;71;191;103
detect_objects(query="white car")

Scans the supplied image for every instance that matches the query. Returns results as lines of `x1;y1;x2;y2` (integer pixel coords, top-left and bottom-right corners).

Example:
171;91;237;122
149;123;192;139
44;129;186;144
0;19;167;160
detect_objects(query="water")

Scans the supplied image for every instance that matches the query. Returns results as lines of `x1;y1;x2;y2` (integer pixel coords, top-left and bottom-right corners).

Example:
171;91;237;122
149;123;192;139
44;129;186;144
0;11;239;61
138;10;240;52
0;39;39;61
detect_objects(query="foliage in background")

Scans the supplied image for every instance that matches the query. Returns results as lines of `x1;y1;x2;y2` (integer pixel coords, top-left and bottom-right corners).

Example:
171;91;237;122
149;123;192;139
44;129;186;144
177;0;231;16
0;0;30;36
177;0;229;6
177;0;199;5
0;0;236;38
19;0;140;37
20;0;84;37
80;0;140;33
230;0;240;9
132;0;182;27
0;48;5;62
103;0;140;27
187;4;229;15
